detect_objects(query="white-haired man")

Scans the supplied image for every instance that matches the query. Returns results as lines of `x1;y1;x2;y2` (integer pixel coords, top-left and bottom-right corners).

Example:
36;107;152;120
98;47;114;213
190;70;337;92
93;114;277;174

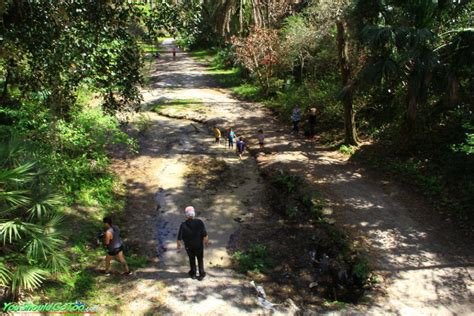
177;206;209;280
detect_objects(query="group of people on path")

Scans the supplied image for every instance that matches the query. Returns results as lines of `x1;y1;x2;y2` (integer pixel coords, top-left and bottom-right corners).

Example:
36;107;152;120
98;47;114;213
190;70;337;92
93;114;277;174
211;106;317;161
213;126;265;160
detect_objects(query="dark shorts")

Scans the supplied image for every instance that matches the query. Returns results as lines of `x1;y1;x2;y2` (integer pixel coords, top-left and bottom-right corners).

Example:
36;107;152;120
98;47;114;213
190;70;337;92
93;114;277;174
107;245;124;256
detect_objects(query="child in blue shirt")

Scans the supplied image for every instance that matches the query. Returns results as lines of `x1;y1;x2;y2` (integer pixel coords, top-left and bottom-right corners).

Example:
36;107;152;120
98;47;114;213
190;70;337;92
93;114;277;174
228;128;236;149
236;137;246;160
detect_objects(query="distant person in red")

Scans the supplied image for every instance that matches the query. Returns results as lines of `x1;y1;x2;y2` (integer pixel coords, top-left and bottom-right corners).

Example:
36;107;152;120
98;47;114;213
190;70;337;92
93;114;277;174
172;47;176;60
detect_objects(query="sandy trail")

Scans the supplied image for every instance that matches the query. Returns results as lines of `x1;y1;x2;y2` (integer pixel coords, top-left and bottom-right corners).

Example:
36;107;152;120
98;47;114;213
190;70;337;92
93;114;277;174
134;39;473;315
110;110;279;315
150;116;264;315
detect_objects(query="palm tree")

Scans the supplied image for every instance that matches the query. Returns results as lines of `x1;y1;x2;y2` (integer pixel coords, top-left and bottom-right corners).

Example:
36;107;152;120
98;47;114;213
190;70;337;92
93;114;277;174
200;0;292;41
0;135;68;299
354;0;472;147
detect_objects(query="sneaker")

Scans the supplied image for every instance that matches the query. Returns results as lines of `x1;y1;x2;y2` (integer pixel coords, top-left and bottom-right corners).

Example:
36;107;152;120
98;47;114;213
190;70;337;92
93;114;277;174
188;271;197;279
197;272;206;281
104;271;111;277
122;271;132;276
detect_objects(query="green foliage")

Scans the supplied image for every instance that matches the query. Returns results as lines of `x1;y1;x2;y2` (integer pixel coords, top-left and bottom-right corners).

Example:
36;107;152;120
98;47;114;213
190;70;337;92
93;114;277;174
285;205;300;219
212;47;237;69
56;108;133;153
15;106;136;207
339;145;356;155
265;78;342;127
46;252;147;302
143;0;202;49
1;1;143;115
190;49;216;63
189;46;243;88
352;258;370;284
0;0;158;305
0;75;134;301
71;270;96;299
193;0;293;47
353;0;473;143
136;113;153;135
232;84;262;101
269;170;325;219
189;0;474;230
233;244;272;274
127;254;148;269
275;172;305;194
44;269;96;301
280;14;318;80
452;124;474;155
0;137;68;297
305;192;325;219
322;299;348;309
153;99;207;117
155;98;203;106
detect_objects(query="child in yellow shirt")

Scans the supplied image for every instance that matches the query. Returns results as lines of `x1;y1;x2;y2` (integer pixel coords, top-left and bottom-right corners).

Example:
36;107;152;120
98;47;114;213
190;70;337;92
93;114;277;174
214;126;221;144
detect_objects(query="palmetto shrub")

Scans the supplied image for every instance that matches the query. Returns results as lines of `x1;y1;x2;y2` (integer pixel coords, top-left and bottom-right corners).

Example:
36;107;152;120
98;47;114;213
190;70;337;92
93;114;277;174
0;136;68;299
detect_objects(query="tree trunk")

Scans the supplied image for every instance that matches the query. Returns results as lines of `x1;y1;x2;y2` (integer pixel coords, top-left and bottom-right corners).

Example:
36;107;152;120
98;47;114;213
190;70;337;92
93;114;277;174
239;0;244;34
446;72;460;107
398;81;418;150
336;20;358;146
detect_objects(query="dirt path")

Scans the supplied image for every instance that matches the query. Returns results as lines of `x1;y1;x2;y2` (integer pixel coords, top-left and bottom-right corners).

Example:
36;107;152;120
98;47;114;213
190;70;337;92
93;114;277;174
129;39;473;315
110;111;284;314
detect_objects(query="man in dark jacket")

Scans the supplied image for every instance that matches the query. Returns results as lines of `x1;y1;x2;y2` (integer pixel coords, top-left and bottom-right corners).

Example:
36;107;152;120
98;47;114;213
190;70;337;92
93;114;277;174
177;206;209;280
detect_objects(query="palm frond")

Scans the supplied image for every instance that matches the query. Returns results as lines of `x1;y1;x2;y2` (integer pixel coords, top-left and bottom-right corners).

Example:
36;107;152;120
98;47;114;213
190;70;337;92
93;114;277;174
0;162;36;185
0;190;31;208
11;265;48;293
360;57;399;86
44;212;65;227
0;262;12;286
0;134;26;168
0;220;23;244
0;220;41;244
361;25;395;49
27;190;64;220
43;252;70;274
394;26;411;50
24;230;65;262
